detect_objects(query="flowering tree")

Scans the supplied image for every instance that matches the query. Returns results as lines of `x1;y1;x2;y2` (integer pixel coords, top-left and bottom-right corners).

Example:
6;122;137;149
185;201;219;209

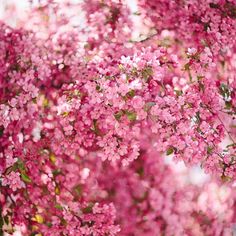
0;0;236;235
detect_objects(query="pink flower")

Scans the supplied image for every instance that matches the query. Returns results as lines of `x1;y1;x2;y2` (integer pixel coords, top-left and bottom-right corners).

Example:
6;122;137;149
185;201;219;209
2;172;25;191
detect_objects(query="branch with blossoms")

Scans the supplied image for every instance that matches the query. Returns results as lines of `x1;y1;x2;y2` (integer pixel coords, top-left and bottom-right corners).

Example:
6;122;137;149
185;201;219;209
0;0;236;235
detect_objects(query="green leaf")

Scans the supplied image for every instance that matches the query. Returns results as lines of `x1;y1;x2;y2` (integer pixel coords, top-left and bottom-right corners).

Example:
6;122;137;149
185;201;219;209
54;204;63;210
207;146;213;154
141;66;153;82
123;89;136;100
225;101;232;110
125;111;137;122
219;83;231;100
174;90;183;96
17;159;25;171
82;203;94;214
166;147;174;155
60;218;67;226
62;111;69;117
45;222;53;228
52;169;61;177
128;89;135;97
74;184;83;197
114;110;124;121
20;172;32;183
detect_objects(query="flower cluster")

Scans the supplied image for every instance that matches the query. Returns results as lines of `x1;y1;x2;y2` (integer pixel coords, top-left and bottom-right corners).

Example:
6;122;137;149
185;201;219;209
0;0;236;235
